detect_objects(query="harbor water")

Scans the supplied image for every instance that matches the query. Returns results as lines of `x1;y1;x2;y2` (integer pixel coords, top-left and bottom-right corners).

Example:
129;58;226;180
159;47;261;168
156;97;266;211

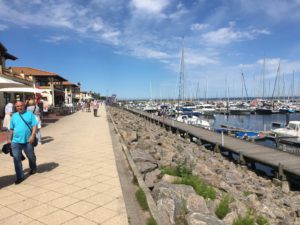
211;112;300;153
212;113;300;132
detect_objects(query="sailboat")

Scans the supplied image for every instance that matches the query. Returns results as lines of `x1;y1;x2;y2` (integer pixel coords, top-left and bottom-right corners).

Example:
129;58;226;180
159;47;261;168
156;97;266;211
255;59;275;115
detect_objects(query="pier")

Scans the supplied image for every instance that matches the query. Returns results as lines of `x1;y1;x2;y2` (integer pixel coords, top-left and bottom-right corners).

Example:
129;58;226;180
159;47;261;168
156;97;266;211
127;108;300;185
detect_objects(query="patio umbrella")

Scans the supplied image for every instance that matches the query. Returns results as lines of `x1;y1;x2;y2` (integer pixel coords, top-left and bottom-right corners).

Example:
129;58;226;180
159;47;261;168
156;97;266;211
0;76;26;88
0;87;43;93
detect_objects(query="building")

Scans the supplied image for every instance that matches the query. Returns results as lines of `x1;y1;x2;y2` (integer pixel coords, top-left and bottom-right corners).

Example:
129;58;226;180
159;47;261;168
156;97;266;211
11;67;67;106
63;81;80;105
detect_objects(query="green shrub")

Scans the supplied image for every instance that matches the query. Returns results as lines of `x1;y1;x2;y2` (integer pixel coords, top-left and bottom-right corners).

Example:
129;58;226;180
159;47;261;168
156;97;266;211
256;215;269;225
161;165;192;177
161;165;215;199
174;175;216;200
233;214;255;225
176;164;192;177
161;166;178;176
146;217;157;225
135;188;149;210
215;195;232;219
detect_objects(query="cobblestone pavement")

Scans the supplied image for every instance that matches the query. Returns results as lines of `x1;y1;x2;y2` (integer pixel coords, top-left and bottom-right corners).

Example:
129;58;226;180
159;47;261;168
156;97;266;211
0;105;129;225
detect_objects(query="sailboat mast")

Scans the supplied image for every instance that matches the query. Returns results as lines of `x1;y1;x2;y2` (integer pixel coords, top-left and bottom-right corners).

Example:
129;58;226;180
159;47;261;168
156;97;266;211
262;57;265;99
178;38;185;103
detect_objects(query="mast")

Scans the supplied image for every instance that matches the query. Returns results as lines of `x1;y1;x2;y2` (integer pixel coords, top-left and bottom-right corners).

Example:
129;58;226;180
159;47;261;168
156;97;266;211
292;71;295;102
271;61;281;106
262;57;265;99
178;38;185;104
241;72;249;100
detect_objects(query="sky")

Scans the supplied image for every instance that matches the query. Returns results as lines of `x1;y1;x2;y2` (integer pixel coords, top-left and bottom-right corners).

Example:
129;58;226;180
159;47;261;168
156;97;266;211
1;0;300;100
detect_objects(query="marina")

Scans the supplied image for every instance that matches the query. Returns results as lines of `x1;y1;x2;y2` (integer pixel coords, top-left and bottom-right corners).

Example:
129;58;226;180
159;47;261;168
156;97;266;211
124;104;300;186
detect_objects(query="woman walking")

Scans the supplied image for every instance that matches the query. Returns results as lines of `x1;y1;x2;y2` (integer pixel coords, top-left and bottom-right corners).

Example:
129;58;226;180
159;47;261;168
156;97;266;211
27;99;42;144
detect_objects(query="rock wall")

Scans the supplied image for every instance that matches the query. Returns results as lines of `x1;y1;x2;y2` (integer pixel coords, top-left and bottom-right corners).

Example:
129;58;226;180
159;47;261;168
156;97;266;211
109;107;300;225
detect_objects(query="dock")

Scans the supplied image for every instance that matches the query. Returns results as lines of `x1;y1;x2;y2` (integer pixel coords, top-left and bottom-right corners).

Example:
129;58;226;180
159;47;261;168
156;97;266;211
128;108;300;183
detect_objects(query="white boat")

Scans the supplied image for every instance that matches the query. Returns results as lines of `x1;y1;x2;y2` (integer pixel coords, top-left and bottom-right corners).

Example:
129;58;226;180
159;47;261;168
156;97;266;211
272;121;300;137
176;115;211;129
195;104;215;115
143;101;158;112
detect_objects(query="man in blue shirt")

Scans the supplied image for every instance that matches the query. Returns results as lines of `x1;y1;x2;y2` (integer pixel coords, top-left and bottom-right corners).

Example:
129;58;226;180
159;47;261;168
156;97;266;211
8;101;38;184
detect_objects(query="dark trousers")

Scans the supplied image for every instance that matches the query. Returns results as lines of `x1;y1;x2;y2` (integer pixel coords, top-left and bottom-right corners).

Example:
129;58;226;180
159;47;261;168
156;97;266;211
93;109;97;117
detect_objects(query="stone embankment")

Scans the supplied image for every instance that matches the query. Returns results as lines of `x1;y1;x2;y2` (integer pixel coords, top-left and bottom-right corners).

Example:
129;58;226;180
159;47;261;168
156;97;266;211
109;106;300;225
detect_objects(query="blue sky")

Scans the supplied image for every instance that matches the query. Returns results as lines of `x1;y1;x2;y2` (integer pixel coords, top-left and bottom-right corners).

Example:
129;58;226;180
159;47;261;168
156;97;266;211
1;0;300;100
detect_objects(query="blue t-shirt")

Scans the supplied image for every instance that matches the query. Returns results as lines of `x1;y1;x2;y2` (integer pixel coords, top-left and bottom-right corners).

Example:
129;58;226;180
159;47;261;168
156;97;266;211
10;111;38;143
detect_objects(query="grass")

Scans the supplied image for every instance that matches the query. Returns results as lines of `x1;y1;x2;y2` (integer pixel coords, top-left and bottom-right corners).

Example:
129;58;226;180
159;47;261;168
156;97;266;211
146;217;157;225
161;165;216;200
243;190;252;196
232;214;255;225
174;174;216;200
135;188;149;210
161;165;192;177
215;194;232;219
256;215;269;225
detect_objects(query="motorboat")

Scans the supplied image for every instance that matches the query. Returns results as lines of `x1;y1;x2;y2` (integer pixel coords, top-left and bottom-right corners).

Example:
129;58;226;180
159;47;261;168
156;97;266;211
176;115;211;129
272;121;300;137
195;104;215;116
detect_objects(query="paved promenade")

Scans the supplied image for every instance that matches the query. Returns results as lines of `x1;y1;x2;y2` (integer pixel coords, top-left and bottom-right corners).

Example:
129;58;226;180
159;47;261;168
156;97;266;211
0;105;129;225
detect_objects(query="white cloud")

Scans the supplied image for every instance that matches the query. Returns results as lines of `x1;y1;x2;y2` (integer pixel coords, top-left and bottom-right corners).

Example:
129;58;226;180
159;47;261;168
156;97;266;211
191;23;209;31
133;47;170;60
101;31;121;45
185;48;218;66
43;35;68;43
130;0;170;14
201;23;270;46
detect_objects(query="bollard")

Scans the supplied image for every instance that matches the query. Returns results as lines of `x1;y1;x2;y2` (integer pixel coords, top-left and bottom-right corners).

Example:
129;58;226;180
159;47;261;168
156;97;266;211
197;138;202;146
214;143;220;153
277;163;287;181
238;152;246;165
184;133;190;141
286;113;290;126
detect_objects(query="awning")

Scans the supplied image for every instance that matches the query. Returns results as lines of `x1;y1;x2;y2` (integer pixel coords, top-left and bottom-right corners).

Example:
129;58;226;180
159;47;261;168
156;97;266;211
0;87;43;93
0;77;26;88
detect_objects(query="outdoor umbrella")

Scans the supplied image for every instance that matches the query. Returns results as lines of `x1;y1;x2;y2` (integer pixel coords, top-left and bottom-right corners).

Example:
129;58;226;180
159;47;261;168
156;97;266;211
0;87;43;93
0;76;26;88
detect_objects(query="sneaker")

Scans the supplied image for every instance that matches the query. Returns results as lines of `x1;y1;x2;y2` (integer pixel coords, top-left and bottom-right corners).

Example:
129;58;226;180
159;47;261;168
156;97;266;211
30;169;36;175
15;178;24;185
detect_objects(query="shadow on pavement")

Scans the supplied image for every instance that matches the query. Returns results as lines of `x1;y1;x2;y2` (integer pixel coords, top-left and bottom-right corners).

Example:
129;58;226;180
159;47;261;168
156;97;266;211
35;162;59;173
41;136;54;144
0;162;59;189
42;118;59;124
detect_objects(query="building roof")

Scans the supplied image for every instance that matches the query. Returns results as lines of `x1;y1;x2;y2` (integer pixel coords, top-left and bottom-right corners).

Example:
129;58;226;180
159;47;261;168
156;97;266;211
11;67;67;81
62;81;79;87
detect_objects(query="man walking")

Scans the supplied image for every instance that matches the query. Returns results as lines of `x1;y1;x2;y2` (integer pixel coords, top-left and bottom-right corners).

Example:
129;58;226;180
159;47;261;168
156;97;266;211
92;99;99;117
8;101;38;184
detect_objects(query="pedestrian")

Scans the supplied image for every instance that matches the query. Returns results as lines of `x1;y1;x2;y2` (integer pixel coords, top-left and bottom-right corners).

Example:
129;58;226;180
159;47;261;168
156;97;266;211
3;101;14;141
92;99;99;117
27;99;42;144
8;101;38;184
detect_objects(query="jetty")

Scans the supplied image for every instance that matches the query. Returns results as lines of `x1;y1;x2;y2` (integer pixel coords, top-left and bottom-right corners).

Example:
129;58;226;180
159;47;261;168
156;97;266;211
128;108;300;184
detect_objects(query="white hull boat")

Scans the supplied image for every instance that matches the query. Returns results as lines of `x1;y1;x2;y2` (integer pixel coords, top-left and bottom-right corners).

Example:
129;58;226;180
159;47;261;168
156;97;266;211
176;115;211;129
272;121;300;138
